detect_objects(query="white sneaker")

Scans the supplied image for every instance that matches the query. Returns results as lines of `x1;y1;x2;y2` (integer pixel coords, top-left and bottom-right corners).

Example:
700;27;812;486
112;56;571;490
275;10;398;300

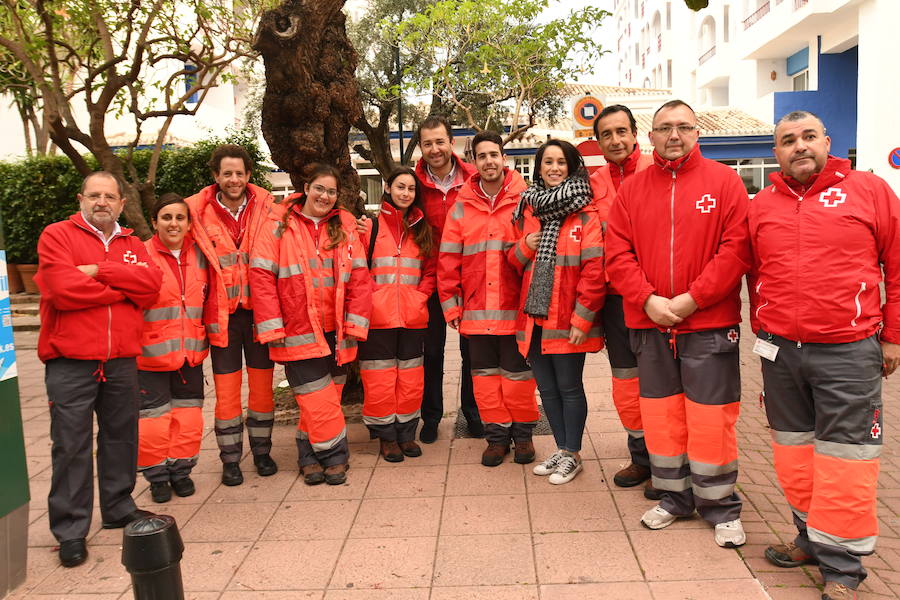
641;505;678;530
714;519;746;548
549;455;583;485
533;450;565;476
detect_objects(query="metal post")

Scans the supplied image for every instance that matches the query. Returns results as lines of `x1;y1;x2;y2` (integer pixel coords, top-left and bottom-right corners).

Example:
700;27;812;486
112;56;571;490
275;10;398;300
122;515;185;600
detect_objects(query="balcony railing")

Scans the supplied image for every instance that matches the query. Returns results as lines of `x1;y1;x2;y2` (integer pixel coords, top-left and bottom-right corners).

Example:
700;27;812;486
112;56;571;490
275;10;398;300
657;33;662;51
698;45;717;65
794;0;809;8
743;1;771;30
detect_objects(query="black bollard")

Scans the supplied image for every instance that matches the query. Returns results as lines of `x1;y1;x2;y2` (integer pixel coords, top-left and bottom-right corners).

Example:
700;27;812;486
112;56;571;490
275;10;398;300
121;514;185;600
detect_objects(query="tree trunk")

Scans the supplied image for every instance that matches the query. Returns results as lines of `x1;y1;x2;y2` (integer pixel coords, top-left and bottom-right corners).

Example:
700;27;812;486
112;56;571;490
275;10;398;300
254;0;364;214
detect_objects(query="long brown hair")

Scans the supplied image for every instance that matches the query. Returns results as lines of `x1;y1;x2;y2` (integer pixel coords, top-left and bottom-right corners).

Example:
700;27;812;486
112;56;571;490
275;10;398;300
285;163;347;250
382;167;433;258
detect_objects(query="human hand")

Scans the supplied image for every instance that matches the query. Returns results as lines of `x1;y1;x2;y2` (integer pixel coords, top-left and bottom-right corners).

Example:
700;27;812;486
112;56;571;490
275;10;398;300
524;231;541;251
448;318;460;330
669;292;698;319
882;341;900;377
76;264;99;278
643;294;683;327
568;326;587;345
356;215;368;233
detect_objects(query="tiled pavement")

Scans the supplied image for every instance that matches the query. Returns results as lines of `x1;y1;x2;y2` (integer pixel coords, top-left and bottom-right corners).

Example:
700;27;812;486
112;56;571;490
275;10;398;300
7;311;900;600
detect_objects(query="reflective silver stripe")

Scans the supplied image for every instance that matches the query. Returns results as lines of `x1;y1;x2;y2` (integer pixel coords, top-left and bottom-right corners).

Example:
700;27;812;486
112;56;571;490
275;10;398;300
292;374;332;396
472;367;501;377
171;397;203;409
514;245;530;265
516;331;525;341
167;453;200;462
815;439;881;460
364;414;396;425
247;426;272;438
219;252;239;268
556;254;580;267
279;263;304;278
313;276;335;288
808;526;877;553
540;328;572;340
440;241;463;253
400;274;420;285
144;306;181;321
441;296;461;311
195;246;208;269
464;309;519;321
371;257;397;268
251;257;278;273
140;404;171;419
247;410;274;421
185;306;203;319
240;251;249;265
226;285;242;298
142;339;180;357
397;409;421;423
346;313;370;329
690;459;738;477
499;368;532;382
581;246;604;259
650;453;688;468
338;337;356;350
138;460;167;470
491;421;513;428
625;427;644;438
216;433;242;445
451;202;464;219
351;258;368;269
296;430;309;440
257;318;284;334
398;357;424;370
333;374;347;385
359;358;396;371
207;323;220;334
311;427;347;452
692;482;736;500
611;367;639;379
215;416;242;428
462;240;512;255
340;272;350;282
651;475;691;491
400;257;422;268
185;338;209;352
573;302;596;323
374;273;397;285
790;506;808;523
269;333;317;348
771;430;815;446
310;257;334;270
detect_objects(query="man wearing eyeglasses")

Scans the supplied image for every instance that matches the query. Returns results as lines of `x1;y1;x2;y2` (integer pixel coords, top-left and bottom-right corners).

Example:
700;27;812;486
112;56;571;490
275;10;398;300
185;144;280;486
36;171;163;567
606;100;752;548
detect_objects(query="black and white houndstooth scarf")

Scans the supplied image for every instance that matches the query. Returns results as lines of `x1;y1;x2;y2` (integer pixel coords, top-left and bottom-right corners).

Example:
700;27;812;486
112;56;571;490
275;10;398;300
512;170;593;318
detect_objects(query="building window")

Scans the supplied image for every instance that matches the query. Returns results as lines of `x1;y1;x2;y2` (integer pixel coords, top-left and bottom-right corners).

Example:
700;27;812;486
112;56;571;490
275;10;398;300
792;69;809;91
666;2;671;29
184;63;199;104
667;60;672;87
514;157;533;182
723;6;730;42
720;158;780;195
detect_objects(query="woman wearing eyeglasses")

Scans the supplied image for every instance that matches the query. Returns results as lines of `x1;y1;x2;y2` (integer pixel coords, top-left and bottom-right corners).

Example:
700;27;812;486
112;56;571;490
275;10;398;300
509;139;606;485
249;163;373;485
357;167;435;462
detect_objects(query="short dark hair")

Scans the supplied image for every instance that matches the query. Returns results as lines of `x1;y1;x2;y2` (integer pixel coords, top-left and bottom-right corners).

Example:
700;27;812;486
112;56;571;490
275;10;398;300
81;171;126;198
208;144;253;174
652;99;695;123
533;139;585;186
417;115;453;141
593;104;638;138
774;110;827;137
151;192;189;222
472;130;504;156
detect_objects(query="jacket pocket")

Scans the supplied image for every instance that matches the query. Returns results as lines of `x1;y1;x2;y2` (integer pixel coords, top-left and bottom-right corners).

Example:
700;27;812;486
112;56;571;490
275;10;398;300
401;287;430;329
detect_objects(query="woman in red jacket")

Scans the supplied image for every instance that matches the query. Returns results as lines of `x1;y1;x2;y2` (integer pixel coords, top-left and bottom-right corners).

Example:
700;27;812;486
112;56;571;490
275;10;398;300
249;163;372;486
137;194;211;503
510;140;606;485
359;167;435;462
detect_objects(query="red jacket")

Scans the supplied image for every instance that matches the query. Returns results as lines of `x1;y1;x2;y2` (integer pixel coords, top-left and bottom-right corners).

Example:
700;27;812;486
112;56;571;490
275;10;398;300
360;201;436;330
438;168;533;336
36;213;163;362
749;156;900;344
138;235;211;371
510;204;606;355
249;197;373;365
606;145;752;332
415;154;477;244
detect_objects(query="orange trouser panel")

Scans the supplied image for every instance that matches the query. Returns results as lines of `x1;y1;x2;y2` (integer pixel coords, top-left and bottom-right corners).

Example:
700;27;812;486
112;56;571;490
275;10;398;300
396;359;424;418
168;406;203;460
473;371;509;424
501;373;539;423
641;392;688;457
772;442;814;514
213;371;243;420
808;453;879;539
684;397;739;466
294;384;345;445
612;376;642;431
138;412;171;469
361;360;398;419
246;367;274;414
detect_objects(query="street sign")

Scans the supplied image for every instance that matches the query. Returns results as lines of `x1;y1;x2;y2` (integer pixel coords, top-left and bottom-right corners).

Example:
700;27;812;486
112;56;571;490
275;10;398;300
577;139;606;174
889;147;900;169
573;96;603;129
574;129;594;138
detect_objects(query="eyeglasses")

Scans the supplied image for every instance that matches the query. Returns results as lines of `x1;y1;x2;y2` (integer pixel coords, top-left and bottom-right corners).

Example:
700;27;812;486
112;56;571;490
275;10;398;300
83;193;121;201
652;125;699;135
310;184;338;198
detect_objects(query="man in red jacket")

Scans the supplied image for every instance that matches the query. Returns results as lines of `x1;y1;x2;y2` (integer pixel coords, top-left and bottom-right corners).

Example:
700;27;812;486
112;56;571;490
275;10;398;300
751;111;900;600
590;104;658;496
606;100;751;548
36;172;162;568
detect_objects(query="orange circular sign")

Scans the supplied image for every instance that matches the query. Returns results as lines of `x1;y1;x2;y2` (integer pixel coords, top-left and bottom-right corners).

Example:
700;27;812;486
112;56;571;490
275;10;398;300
573;96;603;128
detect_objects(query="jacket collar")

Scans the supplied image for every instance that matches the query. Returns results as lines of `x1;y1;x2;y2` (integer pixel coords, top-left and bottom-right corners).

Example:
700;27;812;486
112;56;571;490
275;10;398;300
463;168;527;211
151;231;194;258
608;142;644;180
70;211;132;239
769;155;852;198
415;154;476;191
290;193;340;223
379;200;424;227
652;143;702;174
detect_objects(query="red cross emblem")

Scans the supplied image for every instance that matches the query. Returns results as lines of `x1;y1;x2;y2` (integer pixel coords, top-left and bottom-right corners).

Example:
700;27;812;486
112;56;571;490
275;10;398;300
727;328;738;343
696;194;716;213
123;250;138;264
818;187;846;208
569;225;582;242
871;422;881;439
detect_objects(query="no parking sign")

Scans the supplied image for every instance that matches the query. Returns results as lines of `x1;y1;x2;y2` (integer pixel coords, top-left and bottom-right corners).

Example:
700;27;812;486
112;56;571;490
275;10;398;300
573;96;603;129
889;147;900;169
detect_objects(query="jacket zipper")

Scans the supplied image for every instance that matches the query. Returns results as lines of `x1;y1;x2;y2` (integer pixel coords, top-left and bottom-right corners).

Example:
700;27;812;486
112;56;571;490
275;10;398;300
790;187;805;346
851;282;866;327
174;249;188;358
669;170;676;297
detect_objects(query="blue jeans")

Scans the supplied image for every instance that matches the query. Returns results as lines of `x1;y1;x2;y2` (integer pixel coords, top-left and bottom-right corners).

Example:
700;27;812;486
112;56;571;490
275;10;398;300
528;329;587;452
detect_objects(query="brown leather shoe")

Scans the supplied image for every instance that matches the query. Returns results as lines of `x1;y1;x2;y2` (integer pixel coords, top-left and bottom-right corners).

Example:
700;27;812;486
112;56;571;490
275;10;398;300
822;581;857;600
765;542;817;568
513;439;535;464
380;439;404;463
613;462;651;487
481;443;510;467
398;440;422;457
301;463;325;486
324;463;349;485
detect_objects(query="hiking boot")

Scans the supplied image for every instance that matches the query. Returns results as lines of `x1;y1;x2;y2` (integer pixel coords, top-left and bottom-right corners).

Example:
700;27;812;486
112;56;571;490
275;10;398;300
549;454;583;485
765;542;817;568
513;439;536;464
380;439;404;462
324;463;349;485
301;463;325;486
419;422;438;444
221;462;243;486
613;462;651;487
533;450;565;476
714;519;746;548
170;477;195;497
399;440;422;457
822;582;857;600
643;481;664;501
150;481;172;503
481;443;510;467
254;454;278;477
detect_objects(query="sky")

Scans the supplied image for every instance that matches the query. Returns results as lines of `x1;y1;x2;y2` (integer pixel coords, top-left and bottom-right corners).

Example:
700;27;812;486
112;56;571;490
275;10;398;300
542;0;618;86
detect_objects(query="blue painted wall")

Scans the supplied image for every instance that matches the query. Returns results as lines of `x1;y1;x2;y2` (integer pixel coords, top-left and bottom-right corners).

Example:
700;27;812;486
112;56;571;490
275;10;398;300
774;37;858;157
699;135;773;159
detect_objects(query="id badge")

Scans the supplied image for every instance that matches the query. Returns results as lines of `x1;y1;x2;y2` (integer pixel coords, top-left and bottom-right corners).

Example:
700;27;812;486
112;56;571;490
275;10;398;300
752;337;779;362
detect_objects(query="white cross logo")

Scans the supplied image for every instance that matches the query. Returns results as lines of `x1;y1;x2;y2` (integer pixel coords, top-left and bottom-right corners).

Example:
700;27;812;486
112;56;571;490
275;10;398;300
569;225;582;243
871;422;881;439
123;250;138;264
696;194;716;213
819;188;846;208
727;329;739;343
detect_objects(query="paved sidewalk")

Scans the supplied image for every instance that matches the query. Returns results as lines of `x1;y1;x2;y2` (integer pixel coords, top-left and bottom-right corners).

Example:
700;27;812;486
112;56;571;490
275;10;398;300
7;315;900;599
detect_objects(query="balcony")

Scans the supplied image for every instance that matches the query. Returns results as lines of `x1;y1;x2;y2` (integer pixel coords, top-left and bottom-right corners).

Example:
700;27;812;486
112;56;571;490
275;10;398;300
794;0;808;8
743;2;770;30
657;33;662;51
699;45;717;65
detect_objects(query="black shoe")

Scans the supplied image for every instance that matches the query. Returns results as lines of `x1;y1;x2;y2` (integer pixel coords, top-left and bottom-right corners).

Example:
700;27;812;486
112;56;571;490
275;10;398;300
254;454;278;477
419;422;438;444
102;509;154;529
150;481;172;503
643;482;665;501
171;477;195;497
466;419;485;438
222;462;244;486
59;539;88;567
